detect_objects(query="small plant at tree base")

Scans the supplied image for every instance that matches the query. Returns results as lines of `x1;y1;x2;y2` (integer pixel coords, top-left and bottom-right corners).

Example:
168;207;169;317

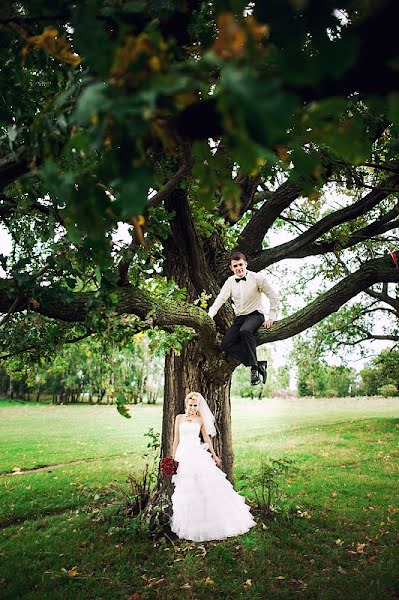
111;427;161;518
241;457;296;518
143;427;161;454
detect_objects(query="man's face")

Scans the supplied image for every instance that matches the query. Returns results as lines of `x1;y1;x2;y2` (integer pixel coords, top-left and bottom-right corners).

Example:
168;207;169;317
230;259;247;278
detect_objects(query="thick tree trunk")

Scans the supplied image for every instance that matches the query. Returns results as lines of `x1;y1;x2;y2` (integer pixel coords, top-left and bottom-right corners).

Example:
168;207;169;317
144;338;234;530
162;340;234;481
142;188;239;529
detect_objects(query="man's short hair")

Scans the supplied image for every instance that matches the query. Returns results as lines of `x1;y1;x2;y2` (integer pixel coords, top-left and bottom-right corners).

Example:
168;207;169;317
230;251;247;263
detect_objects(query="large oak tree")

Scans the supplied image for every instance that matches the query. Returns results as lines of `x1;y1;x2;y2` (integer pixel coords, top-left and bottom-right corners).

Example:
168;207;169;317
1;0;398;488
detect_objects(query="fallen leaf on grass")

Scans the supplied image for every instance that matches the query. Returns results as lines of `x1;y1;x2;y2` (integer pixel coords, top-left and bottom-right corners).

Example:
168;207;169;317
335;539;344;546
204;577;215;585
243;579;252;588
276;576;285;580
331;492;337;498
291;578;307;588
181;583;191;589
146;578;165;588
60;566;78;577
197;545;207;557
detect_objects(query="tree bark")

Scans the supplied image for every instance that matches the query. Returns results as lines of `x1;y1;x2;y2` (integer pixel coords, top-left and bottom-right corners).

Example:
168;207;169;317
144;338;235;531
162;340;234;481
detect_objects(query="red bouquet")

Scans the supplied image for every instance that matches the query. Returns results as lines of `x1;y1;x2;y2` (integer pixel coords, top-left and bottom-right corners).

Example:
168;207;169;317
160;457;178;477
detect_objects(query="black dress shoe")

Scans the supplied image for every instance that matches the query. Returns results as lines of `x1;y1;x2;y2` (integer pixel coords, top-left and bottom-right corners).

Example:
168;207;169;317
258;360;268;384
250;367;260;386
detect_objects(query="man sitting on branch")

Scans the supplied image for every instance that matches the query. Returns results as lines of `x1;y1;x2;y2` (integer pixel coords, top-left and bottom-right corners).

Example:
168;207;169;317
208;252;279;386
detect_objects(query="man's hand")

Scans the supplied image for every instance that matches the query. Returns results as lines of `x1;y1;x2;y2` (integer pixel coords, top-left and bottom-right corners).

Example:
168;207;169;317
263;319;274;329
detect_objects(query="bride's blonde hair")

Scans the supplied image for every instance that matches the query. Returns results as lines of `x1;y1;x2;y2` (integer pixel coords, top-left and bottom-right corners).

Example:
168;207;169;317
184;391;216;437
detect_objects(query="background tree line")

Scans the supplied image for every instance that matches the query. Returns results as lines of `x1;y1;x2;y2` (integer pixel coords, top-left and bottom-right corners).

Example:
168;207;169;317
1;334;397;401
0;331;164;404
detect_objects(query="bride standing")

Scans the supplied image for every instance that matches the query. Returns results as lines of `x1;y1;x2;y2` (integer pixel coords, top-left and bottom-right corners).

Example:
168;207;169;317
170;391;256;542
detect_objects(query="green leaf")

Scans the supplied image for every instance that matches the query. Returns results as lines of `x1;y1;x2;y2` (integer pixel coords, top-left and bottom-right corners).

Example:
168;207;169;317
121;0;147;12
73;0;115;75
114;168;153;217
73;82;111;125
219;67;297;148
116;393;132;419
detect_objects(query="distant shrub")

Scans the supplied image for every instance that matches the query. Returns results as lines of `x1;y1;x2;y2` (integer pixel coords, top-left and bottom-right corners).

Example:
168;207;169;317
239;384;267;399
377;384;398;397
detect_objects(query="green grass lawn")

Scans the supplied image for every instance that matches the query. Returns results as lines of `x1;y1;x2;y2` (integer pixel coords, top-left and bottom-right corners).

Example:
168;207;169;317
0;397;398;600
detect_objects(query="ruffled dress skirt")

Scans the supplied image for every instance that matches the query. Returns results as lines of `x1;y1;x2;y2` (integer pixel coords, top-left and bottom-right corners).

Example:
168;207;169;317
170;421;255;542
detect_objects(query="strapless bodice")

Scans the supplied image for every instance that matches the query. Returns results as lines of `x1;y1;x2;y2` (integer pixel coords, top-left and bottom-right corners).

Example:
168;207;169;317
179;420;201;442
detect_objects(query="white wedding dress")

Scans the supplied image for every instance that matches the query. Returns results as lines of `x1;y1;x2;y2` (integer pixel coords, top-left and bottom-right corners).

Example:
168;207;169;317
170;420;256;542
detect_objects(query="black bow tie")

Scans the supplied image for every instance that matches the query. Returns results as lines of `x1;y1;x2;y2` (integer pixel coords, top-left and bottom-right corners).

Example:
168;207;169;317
235;276;246;282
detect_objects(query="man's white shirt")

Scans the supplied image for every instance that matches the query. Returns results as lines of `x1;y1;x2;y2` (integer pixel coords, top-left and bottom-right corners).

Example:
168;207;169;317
208;270;279;320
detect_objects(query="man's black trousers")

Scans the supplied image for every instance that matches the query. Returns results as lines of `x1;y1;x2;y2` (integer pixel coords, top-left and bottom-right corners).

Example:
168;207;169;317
220;311;264;367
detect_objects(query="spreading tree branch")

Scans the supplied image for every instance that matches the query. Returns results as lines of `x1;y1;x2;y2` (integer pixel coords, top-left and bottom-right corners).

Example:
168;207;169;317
1;255;398;352
250;179;399;270
0;281;216;346
164;188;221;300
147;143;193;209
366;284;399;312
237;181;302;255
254;254;399;344
0;149;31;191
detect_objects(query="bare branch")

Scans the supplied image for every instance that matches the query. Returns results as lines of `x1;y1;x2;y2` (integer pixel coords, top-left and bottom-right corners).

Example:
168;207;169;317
362;162;399;175
237;181;302;255
366;285;399;312
147;144;193;209
0;149;31;191
0;294;23;326
164;188;221;300
219;173;263;225
334;333;399;347
0;330;94;361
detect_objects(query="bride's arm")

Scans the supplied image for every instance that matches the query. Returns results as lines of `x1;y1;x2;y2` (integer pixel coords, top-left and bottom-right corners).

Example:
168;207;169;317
172;415;180;459
201;422;222;466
